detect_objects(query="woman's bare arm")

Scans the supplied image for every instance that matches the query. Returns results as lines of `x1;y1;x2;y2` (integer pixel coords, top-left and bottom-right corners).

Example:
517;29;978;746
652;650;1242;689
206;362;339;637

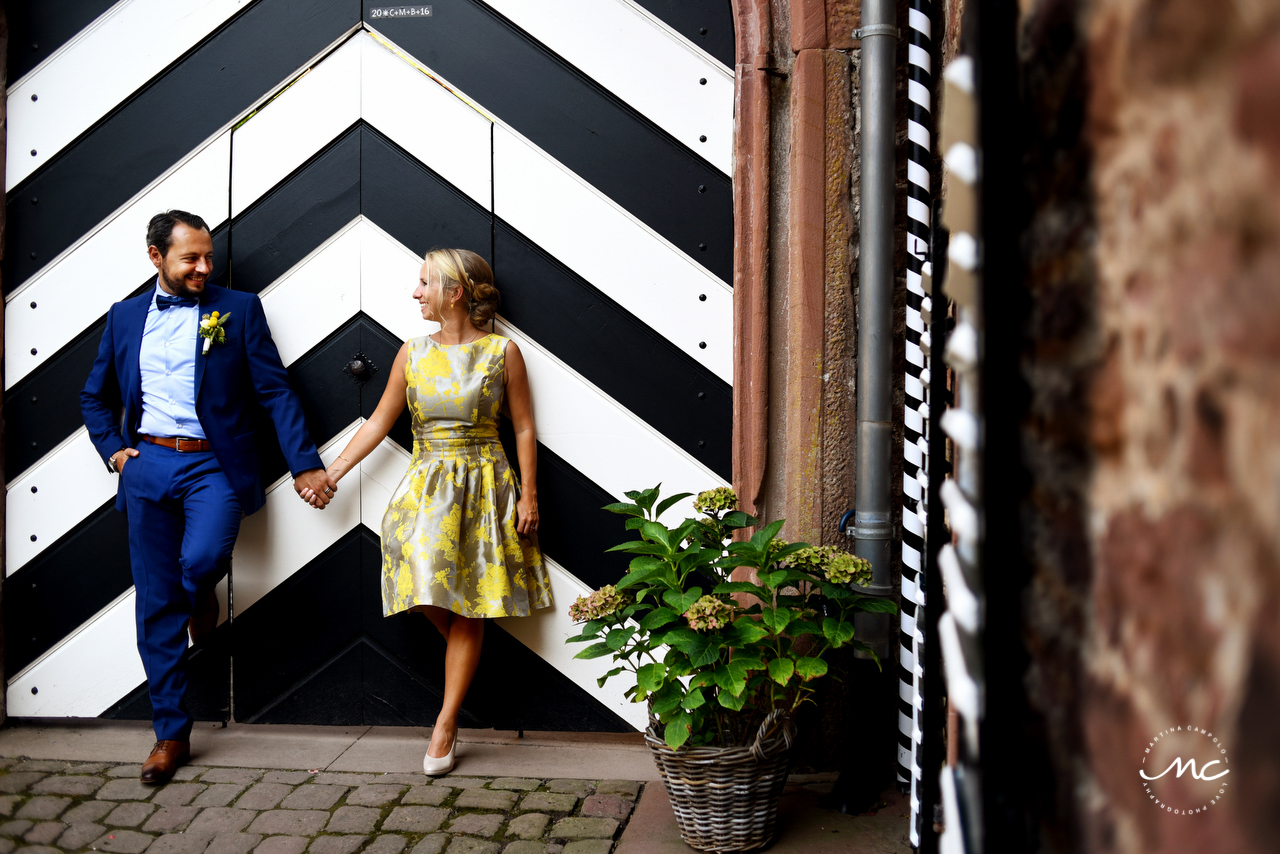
300;343;409;505
504;340;539;536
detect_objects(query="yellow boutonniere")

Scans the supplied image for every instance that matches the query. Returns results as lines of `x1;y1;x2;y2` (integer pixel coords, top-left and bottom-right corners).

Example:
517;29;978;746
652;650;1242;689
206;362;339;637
199;311;231;355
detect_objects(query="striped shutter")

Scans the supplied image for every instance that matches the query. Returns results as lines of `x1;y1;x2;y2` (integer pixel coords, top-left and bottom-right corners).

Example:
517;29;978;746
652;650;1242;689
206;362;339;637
899;0;936;844
4;0;733;731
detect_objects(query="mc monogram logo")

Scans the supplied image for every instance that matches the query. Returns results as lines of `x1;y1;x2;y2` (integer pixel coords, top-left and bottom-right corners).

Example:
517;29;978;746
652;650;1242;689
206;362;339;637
1139;726;1231;816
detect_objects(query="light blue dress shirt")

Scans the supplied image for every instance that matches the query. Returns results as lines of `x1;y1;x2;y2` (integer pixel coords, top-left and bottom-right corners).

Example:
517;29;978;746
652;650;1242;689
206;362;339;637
138;280;207;440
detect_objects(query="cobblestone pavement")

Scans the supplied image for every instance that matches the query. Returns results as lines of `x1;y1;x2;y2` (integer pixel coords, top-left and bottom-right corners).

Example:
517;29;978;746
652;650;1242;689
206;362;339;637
0;757;641;854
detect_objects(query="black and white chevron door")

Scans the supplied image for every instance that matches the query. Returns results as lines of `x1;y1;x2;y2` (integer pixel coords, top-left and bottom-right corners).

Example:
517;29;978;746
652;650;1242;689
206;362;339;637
5;0;734;732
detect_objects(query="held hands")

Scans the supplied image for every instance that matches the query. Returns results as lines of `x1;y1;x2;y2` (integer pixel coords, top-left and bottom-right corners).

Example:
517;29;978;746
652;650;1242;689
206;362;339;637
294;468;339;509
112;448;141;472
516;492;539;537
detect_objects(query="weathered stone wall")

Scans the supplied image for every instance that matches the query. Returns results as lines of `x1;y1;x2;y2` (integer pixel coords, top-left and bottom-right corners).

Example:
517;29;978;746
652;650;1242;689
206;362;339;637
1014;0;1280;850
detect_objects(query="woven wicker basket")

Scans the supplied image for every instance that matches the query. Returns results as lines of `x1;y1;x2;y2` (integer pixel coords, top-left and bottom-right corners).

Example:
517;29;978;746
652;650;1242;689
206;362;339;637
644;710;796;853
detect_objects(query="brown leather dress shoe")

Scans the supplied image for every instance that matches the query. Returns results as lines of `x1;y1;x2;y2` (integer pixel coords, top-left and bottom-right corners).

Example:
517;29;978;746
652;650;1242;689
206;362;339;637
189;590;219;645
140;740;190;785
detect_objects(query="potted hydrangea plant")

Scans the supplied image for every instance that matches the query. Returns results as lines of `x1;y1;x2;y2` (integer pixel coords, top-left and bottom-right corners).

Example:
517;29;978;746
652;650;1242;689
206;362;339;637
566;485;896;852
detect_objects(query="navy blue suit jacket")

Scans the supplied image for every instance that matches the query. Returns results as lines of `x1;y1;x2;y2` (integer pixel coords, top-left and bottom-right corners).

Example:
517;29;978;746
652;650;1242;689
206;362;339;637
81;283;323;516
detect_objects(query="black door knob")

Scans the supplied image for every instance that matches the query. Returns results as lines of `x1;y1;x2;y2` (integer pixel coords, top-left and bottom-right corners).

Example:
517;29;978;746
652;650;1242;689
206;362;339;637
347;359;367;376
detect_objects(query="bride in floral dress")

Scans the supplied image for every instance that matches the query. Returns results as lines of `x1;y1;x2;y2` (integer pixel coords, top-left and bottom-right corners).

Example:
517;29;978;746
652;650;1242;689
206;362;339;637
301;248;552;774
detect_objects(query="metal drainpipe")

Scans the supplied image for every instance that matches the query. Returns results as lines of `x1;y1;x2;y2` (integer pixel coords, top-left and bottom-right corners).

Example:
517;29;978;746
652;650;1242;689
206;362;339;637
853;0;898;661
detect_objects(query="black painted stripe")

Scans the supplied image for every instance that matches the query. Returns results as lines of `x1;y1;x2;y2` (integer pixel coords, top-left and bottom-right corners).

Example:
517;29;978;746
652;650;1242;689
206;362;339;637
493;221;732;480
3;499;131;675
5;0;120;82
907;141;932;168
4;226;230;483
100;622;230;724
366;0;732;283
230;124;364;295
233;525;631;730
908;101;932;129
359;126;495;265
907;181;931;203
4;0;359;291
627;0;734;68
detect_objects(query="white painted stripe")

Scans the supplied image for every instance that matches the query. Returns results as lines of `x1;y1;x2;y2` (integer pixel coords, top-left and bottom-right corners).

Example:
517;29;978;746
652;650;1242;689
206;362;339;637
902;506;923;536
5;132;231;390
498;317;727;513
909;8;932;40
908;119;931;148
908;43;932;76
231;37;364;217
908;197;931;228
360;33;494;209
359;221;439;340
232;424;366;615
6;430;117;575
260;221;364;366
909;80;931;110
6;573;229;718
481;0;733;174
7;590;145;717
902;574;921;606
905;372;925;402
907;341;926;368
6;0;250;190
904;435;923;467
494;125;732;382
907;159;931;192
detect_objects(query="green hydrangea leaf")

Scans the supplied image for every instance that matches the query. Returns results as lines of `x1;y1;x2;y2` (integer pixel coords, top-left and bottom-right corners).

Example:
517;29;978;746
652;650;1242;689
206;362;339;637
768;658;795;686
663;588;703;615
665;713;693;749
636;661;667;692
597;666;625;688
640;607;680;631
795;657;829;681
823;617;856;645
573;642;614;660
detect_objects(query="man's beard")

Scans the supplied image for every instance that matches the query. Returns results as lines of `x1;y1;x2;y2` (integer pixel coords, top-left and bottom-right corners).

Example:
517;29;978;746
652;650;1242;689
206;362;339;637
159;264;205;299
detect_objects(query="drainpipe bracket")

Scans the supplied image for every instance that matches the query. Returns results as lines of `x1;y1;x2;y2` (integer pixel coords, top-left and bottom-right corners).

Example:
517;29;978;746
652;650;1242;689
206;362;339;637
851;581;897;598
852;24;900;40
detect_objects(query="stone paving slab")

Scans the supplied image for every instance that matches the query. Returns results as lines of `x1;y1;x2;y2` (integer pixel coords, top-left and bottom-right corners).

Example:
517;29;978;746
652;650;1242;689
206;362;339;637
0;756;640;854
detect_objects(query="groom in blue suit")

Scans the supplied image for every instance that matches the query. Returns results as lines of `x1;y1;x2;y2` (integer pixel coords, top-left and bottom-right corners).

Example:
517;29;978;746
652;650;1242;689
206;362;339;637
82;210;337;783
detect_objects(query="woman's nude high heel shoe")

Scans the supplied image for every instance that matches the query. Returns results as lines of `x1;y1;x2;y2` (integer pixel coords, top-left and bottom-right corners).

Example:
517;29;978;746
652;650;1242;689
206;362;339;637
423;737;456;776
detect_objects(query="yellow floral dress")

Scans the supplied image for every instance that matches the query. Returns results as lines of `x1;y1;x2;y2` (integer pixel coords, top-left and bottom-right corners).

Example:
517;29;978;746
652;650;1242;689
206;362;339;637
380;334;552;618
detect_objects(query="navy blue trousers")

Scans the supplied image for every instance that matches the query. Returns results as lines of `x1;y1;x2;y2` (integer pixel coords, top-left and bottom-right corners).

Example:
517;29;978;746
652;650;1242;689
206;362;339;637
121;443;242;741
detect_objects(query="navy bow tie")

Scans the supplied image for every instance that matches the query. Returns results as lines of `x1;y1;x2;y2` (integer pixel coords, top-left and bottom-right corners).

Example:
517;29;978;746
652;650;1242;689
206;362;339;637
156;293;198;311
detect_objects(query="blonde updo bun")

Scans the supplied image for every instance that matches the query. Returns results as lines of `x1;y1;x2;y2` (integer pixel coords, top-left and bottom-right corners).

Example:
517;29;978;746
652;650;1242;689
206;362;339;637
424;248;500;327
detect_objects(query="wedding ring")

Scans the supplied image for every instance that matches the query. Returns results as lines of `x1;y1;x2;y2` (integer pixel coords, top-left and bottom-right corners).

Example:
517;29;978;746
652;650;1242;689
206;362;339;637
324;486;333;495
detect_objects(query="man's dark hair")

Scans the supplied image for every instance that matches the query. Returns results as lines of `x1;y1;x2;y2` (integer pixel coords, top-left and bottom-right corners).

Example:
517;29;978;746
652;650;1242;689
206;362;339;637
147;210;210;257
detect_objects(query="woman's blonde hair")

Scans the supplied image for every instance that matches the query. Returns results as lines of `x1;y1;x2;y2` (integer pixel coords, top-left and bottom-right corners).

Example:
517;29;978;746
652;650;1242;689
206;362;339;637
424;248;500;327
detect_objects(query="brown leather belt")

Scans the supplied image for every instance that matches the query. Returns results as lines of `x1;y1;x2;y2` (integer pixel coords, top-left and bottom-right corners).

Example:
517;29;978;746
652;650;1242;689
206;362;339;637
140;435;212;452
